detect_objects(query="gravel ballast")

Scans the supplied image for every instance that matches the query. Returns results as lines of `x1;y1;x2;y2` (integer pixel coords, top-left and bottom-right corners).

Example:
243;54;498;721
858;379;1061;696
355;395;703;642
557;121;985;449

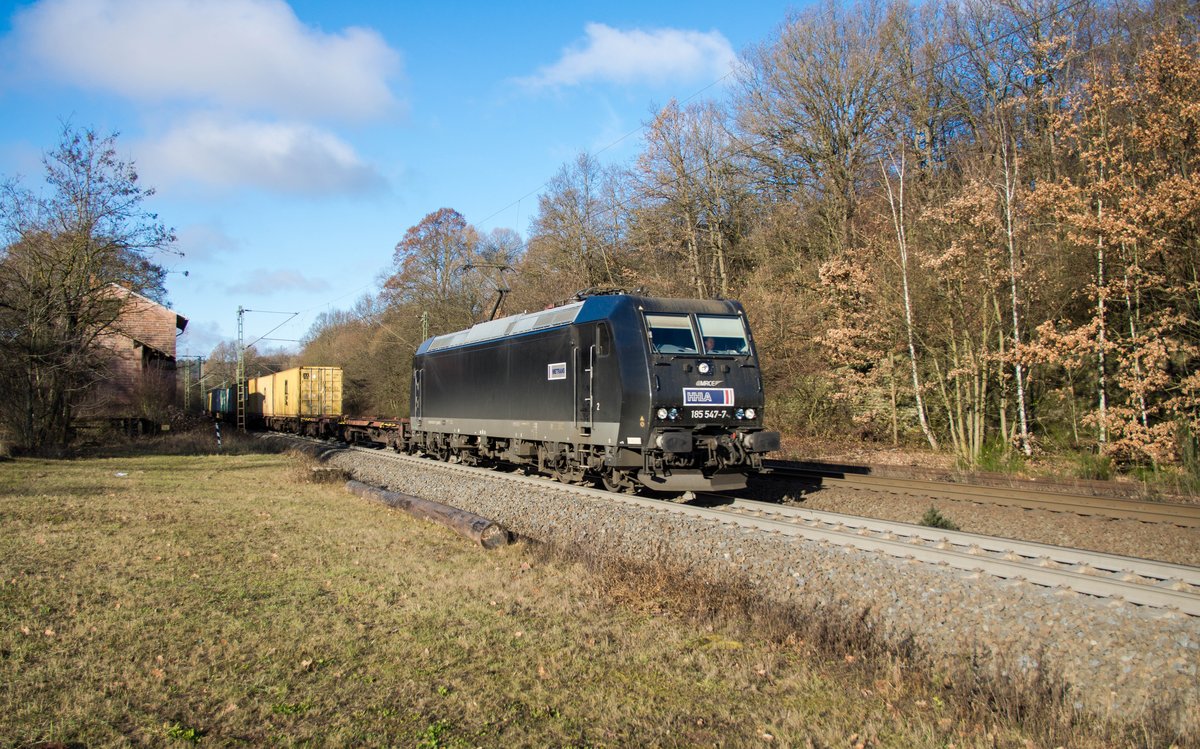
316;445;1200;736
762;479;1200;567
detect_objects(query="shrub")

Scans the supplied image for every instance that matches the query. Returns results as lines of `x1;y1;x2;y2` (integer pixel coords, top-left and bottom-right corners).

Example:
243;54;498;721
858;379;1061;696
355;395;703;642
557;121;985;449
1071;450;1114;481
920;506;960;531
975;437;1025;473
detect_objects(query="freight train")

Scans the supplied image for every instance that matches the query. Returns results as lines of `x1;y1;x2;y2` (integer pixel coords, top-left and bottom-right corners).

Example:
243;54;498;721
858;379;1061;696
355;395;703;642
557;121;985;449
207;291;780;492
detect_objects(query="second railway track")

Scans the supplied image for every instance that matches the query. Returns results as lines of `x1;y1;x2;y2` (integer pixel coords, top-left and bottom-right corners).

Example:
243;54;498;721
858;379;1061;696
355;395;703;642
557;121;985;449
766;461;1200;527
717;498;1200;616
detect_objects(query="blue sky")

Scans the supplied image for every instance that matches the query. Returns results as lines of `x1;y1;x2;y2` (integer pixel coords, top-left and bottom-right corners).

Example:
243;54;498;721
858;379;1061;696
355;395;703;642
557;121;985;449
0;0;800;358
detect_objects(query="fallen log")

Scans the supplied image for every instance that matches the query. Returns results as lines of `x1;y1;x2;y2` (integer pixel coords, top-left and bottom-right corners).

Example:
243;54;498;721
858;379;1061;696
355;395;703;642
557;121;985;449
344;480;511;549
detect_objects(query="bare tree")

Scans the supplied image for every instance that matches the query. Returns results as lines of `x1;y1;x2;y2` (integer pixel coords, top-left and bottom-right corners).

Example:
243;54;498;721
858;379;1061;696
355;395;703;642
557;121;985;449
880;150;940;450
528;153;622;289
384;207;483;334
634;100;751;298
0;125;172;451
736;0;902;256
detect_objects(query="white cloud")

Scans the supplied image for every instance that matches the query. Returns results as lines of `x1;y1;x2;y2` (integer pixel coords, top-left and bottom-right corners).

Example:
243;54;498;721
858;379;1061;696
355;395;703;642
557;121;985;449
176;319;226;357
519;23;737;89
140;115;386;195
227;269;330;295
173;222;240;263
6;0;401;120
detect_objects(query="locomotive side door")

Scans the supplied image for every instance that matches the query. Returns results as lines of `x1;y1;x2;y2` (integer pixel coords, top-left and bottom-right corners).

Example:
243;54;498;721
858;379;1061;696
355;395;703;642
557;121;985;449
573;325;595;437
412;367;423;425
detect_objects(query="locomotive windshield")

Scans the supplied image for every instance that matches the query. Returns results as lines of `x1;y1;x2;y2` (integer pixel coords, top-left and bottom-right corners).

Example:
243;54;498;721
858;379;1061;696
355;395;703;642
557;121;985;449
697;315;750;355
645;313;699;354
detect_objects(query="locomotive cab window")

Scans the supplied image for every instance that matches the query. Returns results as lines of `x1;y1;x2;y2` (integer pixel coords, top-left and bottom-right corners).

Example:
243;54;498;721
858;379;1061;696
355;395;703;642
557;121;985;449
697;315;750;355
596;323;611;357
645;314;698;354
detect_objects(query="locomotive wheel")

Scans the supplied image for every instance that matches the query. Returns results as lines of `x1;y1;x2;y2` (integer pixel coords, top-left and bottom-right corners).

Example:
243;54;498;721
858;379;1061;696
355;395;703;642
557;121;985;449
600;469;637;494
551;461;585;484
547;449;585;484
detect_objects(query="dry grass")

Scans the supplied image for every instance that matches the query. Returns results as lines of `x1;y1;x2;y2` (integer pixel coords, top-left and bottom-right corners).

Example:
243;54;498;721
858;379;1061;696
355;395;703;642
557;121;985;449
285;449;352;485
0;449;1183;747
553;545;1190;749
74;422;282;458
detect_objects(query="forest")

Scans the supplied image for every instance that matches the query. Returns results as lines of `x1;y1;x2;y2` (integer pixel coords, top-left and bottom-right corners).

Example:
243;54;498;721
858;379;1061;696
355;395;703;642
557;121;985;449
5;0;1192;473
230;0;1198;476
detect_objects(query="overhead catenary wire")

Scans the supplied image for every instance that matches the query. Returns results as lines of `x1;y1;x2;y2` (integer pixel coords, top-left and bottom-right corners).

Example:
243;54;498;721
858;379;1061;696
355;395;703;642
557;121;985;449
241;308;298;351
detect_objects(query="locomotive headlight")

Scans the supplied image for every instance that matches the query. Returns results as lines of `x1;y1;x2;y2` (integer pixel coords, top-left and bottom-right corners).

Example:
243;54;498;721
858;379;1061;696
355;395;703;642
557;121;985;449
735;408;745;419
668;408;679;420
697;361;712;375
745;408;757;420
656;407;668;420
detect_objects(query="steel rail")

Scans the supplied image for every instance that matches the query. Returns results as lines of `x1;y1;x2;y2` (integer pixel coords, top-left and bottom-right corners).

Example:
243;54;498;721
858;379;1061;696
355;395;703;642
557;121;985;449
766;464;1200;527
312;439;1200;616
720;498;1200;587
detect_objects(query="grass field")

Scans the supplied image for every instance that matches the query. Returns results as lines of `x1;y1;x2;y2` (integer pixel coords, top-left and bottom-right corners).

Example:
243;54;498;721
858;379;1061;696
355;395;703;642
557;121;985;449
0;443;1135;747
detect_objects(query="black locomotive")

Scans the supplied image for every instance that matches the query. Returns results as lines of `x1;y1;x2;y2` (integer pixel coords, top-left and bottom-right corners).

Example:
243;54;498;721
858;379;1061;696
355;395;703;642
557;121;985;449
408;290;779;492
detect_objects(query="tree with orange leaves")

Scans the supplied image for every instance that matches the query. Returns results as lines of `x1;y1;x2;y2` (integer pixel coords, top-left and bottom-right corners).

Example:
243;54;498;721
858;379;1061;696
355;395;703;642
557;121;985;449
1034;34;1200;465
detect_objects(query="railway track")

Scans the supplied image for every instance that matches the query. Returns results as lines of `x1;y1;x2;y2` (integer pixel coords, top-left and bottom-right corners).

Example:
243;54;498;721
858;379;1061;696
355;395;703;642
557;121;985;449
717;499;1200;616
765;461;1200;528
311;440;1200;617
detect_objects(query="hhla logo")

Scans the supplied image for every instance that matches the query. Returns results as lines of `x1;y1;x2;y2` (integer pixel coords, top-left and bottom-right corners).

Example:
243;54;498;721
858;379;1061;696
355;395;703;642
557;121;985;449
683;388;734;406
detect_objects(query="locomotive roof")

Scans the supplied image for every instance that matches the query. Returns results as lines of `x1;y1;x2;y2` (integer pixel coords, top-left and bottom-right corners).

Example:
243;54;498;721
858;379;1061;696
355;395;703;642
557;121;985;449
417;293;743;355
422;300;585;353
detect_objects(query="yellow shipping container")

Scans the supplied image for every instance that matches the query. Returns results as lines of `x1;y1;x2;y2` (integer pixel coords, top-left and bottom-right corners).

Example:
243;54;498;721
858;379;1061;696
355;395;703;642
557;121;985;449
244;374;270;417
270;366;343;418
253;374;275;417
